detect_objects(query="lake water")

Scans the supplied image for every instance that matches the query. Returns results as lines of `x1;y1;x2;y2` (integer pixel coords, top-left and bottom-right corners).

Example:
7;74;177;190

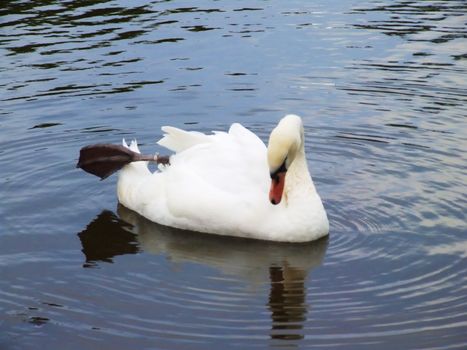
1;1;466;349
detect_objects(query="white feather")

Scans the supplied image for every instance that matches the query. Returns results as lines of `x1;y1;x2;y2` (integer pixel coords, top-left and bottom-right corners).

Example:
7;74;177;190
117;115;329;242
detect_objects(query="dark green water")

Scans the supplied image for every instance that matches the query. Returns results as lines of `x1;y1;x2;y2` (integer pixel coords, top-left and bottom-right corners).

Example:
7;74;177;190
1;1;466;349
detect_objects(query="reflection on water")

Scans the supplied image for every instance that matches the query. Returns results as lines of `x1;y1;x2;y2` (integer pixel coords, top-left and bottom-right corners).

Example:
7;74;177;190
78;210;139;267
117;205;327;274
78;206;328;343
269;266;307;341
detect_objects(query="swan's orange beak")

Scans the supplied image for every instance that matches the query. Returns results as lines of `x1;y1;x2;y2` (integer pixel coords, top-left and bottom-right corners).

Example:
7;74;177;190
269;171;286;205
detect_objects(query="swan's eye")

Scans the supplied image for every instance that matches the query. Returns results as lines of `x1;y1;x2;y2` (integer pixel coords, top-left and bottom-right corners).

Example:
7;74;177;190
270;159;287;180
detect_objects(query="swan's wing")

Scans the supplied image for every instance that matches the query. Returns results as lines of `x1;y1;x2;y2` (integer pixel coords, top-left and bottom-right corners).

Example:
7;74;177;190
157;126;211;153
168;123;267;192
157;123;265;155
161;123;269;225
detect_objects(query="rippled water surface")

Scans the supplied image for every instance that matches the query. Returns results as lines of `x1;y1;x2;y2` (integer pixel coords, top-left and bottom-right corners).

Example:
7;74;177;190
1;1;466;349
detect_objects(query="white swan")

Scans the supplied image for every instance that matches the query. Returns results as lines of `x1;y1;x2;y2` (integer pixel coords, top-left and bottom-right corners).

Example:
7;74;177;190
117;114;329;242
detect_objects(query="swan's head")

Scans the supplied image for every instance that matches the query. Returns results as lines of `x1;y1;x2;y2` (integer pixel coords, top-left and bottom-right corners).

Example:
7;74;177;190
267;114;304;205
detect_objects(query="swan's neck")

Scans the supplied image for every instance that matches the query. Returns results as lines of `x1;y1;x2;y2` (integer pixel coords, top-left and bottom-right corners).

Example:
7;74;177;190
284;148;316;205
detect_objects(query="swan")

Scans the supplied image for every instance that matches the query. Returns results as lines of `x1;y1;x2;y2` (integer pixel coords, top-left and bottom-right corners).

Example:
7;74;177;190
117;114;329;242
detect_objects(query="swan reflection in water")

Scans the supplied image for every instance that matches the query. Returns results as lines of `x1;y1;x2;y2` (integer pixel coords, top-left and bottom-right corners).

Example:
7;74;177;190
78;205;328;343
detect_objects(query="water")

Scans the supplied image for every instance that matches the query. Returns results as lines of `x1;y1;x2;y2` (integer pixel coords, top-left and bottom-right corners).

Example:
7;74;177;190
1;0;466;349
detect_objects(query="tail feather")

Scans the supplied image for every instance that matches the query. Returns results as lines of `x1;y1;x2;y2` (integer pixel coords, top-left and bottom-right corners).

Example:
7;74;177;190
157;126;211;153
122;138;141;154
120;138;150;175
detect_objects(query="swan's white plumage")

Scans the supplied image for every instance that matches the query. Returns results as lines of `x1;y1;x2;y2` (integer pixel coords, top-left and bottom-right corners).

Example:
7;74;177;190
117;115;329;242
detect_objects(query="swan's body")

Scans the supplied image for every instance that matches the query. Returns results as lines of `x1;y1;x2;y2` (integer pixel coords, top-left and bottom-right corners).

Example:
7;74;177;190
117;115;329;242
